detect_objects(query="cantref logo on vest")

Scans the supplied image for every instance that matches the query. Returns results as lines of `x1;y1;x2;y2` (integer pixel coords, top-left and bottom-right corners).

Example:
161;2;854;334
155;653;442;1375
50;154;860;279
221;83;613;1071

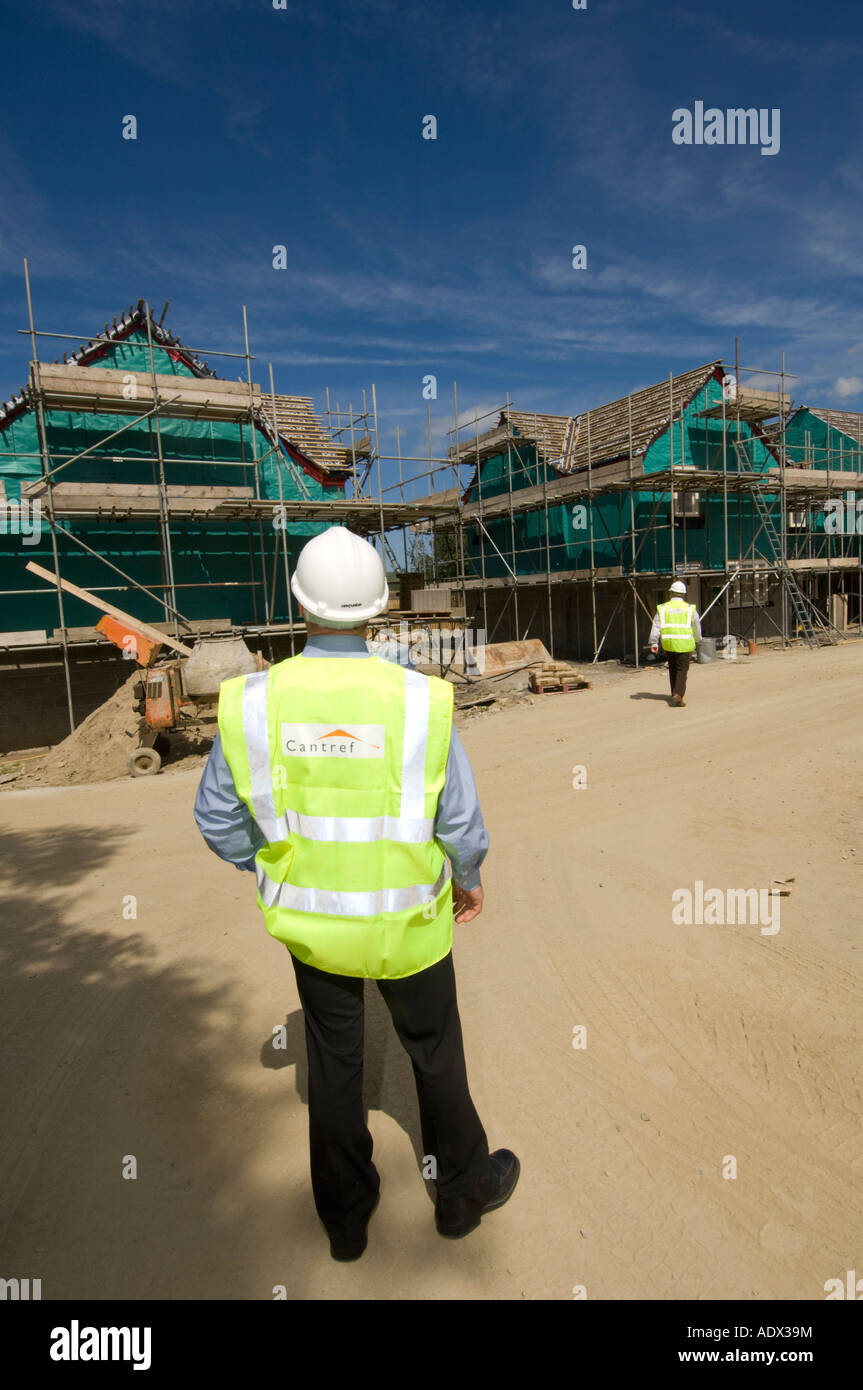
280;724;386;758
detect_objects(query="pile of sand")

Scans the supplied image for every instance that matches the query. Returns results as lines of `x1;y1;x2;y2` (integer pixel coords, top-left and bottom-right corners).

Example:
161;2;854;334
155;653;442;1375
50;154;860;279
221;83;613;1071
7;671;146;788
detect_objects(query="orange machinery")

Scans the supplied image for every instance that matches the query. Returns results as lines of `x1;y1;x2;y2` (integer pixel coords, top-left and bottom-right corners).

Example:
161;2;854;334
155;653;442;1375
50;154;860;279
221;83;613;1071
95;615;218;775
26;560;264;777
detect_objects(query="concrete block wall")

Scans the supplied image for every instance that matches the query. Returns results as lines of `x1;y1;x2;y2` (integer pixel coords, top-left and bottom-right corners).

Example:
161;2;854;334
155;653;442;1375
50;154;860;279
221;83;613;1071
471;583;649;663
0;647;131;752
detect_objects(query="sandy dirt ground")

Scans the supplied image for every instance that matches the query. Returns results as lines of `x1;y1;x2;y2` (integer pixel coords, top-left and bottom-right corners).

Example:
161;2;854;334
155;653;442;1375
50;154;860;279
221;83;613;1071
1;644;861;1301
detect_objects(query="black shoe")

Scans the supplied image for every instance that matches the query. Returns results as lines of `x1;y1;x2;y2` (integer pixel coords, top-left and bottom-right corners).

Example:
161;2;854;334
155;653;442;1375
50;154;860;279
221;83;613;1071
329;1191;379;1262
435;1150;520;1239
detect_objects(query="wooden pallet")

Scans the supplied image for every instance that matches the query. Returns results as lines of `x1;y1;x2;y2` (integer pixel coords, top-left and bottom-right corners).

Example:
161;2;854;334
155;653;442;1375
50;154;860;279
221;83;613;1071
530;676;591;693
529;662;591;694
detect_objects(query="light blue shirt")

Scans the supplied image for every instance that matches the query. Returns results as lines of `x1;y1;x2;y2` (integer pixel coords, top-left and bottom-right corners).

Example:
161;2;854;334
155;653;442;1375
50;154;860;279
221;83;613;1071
193;633;489;890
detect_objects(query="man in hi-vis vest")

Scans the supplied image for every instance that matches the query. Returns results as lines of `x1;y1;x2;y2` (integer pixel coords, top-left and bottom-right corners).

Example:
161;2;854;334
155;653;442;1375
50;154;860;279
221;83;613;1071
649;579;702;707
194;527;519;1261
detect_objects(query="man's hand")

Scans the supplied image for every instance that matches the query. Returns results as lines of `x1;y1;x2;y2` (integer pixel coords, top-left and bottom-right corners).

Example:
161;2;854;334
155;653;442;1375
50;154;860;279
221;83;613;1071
453;883;484;923
650;645;658;654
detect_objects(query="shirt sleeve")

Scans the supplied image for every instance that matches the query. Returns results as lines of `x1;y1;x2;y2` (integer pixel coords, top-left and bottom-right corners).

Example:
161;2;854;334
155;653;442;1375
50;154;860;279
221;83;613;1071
692;609;702;641
193;731;265;871
649;611;661;646
434;725;490;891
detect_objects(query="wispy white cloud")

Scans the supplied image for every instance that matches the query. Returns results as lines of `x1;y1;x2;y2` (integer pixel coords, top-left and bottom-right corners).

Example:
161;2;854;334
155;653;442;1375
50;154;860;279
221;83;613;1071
670;6;863;66
44;0;281;143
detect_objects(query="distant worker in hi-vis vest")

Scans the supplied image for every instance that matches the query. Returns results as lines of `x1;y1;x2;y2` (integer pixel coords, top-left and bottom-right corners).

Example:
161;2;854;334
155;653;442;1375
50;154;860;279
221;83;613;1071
648;580;702;707
194;526;519;1260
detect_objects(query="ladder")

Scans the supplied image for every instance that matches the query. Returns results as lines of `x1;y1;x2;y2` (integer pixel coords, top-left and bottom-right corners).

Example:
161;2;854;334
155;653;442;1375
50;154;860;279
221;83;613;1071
732;441;835;648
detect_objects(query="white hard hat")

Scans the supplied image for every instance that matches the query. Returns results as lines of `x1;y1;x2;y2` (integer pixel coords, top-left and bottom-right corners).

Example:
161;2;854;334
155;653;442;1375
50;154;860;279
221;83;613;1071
669;580;688;595
291;526;389;625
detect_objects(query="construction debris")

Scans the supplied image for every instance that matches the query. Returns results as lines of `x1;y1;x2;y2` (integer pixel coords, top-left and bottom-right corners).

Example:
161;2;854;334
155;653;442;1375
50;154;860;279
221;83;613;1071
770;878;795;896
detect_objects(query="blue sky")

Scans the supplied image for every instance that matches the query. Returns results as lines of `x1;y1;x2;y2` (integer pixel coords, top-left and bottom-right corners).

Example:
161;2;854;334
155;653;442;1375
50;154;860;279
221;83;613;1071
2;0;862;489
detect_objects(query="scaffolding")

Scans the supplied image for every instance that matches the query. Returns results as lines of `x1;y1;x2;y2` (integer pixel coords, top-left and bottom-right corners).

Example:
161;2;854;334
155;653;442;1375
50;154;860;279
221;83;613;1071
0;262;454;735
3;265;862;745
381;351;863;665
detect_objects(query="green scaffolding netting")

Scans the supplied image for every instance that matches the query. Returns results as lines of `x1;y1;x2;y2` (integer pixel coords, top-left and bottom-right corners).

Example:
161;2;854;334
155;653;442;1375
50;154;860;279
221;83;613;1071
0;333;335;632
461;378;829;579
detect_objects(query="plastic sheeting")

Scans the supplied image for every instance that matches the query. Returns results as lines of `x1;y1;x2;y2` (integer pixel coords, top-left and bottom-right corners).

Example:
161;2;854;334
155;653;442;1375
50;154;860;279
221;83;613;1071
462;376;792;579
0;330;335;632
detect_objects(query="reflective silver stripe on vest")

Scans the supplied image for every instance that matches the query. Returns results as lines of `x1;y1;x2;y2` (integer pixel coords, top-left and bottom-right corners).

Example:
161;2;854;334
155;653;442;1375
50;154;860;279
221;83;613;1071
243;670;282;841
270;809;434;844
661;605;694;632
255;857;451;915
242;665;435;843
400;669;430;820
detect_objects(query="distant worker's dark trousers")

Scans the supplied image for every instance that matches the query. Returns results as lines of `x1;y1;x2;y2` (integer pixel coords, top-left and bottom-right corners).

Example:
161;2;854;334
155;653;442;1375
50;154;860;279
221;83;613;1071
290;949;490;1241
665;650;691;699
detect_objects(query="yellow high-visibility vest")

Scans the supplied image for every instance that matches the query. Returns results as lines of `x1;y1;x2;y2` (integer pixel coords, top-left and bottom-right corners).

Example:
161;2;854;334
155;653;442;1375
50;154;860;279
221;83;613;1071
217;653;454;979
658;599;697;652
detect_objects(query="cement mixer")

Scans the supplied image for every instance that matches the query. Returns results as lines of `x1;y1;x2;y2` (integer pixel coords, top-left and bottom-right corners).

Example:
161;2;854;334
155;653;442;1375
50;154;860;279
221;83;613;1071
125;634;263;776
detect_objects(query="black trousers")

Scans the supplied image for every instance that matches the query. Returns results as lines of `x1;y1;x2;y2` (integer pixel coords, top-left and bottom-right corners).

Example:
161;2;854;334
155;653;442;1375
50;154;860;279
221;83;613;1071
290;949;490;1239
666;651;691;699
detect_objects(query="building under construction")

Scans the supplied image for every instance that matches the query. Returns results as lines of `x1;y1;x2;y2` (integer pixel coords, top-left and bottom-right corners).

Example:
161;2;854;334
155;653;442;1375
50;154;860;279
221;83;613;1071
2;276;861;751
407;358;863;664
0;275;449;749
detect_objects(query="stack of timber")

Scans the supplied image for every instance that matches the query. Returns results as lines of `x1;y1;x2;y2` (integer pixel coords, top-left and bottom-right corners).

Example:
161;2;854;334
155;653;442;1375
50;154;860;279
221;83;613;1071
528;661;591;694
267;394;355;473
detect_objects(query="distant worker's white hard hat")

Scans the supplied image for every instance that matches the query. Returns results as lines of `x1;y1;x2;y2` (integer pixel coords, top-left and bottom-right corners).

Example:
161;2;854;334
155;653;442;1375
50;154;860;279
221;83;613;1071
291;526;389;626
669;580;688;595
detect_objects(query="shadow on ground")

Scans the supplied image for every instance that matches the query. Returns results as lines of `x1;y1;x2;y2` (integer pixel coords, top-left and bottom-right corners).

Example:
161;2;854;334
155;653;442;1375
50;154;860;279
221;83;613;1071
0;822;306;1299
261;987;430;1198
